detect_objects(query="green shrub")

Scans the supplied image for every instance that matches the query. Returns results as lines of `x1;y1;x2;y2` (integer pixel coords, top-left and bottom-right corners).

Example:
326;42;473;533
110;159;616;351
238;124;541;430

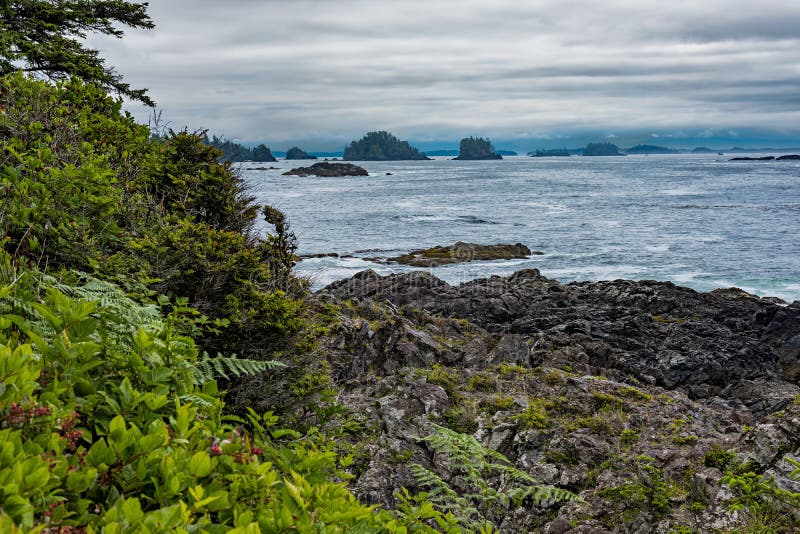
0;73;313;414
516;400;549;430
443;399;479;434
703;446;736;471
426;363;459;392
0;261;401;532
467;373;497;392
481;395;515;414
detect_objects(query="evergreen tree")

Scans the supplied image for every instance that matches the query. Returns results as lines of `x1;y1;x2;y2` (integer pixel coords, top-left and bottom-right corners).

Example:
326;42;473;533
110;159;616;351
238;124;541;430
0;0;154;104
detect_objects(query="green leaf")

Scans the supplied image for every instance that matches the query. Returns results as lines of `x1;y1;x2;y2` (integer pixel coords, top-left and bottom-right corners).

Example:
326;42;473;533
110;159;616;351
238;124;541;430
122;497;143;524
66;471;94;492
87;439;115;466
187;451;213;478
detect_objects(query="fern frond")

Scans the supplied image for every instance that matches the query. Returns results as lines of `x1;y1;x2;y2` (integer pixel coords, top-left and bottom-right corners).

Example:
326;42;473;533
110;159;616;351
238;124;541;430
191;354;286;384
408;463;458;500
179;393;217;409
487;462;539;485
409;423;581;530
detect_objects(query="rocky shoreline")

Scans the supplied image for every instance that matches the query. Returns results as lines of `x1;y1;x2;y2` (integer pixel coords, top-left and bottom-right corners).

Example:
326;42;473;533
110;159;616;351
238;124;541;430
314;268;800;532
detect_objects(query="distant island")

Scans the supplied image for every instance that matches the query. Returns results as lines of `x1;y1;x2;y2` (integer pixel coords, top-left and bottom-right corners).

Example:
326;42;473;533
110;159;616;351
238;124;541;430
582;142;624;156
203;134;276;162
691;147;716;153
343;131;429;161
454;137;503;160
425;148;516;157
530;148;571;157
624;144;678;155
285;147;316;160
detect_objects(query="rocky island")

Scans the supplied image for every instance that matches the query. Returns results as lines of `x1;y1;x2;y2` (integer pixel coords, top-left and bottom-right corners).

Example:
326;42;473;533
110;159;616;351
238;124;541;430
283;162;368;177
583;142;624;156
386;242;535;267
454;136;503;160
203;134;277;162
343;131;430;161
530;148;571;157
285;146;317;159
624;144;678;154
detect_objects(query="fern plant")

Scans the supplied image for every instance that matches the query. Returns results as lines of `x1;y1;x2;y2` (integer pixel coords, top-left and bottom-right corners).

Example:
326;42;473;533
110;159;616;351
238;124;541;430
191;353;285;384
406;424;580;532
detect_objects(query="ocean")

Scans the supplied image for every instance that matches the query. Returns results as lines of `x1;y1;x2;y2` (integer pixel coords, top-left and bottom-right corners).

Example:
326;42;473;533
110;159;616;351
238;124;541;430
240;155;800;302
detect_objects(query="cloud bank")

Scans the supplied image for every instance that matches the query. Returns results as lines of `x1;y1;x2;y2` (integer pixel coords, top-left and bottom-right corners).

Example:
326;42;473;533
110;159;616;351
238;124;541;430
88;0;800;147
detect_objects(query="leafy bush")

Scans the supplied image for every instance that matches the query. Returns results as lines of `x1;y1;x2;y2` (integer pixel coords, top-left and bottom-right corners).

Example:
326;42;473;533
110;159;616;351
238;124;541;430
0;73;308;401
0;258;406;531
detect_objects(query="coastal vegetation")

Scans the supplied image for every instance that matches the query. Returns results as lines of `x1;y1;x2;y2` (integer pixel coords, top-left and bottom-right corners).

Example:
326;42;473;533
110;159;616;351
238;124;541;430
3;3;800;533
454;137;502;160
343;131;429;161
0;0;155;105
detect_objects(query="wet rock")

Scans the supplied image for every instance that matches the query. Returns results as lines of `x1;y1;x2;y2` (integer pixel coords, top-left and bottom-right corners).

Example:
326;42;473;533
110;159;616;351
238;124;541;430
322;269;800;414
283;162;368;177
389;242;532;267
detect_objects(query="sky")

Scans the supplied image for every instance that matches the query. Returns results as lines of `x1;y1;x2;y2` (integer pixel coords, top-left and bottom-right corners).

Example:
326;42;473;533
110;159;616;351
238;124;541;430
88;0;800;150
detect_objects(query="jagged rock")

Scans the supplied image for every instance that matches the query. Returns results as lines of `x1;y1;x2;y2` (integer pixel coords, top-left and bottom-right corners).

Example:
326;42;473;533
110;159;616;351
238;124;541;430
283;162;368;177
322;269;800;414
315;268;800;531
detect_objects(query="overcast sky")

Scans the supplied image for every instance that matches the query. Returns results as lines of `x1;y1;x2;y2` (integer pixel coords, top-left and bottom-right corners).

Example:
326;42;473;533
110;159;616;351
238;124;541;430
89;0;800;148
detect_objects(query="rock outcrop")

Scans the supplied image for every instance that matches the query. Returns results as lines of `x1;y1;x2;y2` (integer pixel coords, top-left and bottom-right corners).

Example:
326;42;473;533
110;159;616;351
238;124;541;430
387;242;534;267
323;269;800;411
283;162;368;177
313;269;800;531
285;147;317;160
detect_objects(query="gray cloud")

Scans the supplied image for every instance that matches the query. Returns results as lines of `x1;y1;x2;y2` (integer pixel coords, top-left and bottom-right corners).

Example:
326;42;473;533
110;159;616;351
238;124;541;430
87;0;800;146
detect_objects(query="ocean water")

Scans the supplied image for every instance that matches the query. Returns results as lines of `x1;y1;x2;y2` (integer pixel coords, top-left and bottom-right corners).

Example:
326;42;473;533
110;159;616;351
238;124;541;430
240;155;800;302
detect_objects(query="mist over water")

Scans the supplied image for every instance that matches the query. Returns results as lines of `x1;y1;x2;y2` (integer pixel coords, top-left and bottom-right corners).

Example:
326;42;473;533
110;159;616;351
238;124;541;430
241;155;800;302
